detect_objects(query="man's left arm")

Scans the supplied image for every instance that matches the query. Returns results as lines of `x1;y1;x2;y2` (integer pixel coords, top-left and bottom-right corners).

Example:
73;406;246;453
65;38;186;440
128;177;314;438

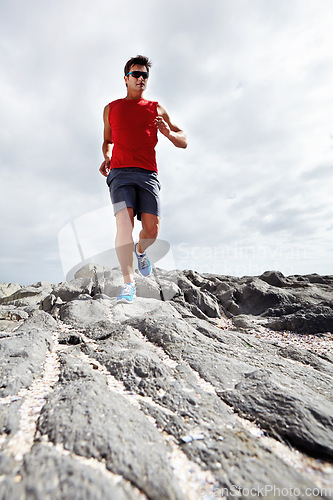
155;104;187;149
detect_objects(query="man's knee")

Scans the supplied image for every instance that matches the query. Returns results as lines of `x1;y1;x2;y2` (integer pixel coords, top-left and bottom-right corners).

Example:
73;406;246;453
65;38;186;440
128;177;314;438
141;214;160;240
144;221;159;240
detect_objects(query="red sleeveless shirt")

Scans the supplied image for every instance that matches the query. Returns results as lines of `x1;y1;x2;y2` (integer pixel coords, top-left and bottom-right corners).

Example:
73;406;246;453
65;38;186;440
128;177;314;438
108;98;159;173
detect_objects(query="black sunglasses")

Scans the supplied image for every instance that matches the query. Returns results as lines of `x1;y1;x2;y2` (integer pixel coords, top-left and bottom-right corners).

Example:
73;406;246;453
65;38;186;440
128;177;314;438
126;71;149;79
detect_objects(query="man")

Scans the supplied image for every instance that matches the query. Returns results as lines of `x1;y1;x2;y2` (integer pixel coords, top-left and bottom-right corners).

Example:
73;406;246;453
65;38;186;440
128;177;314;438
100;55;187;303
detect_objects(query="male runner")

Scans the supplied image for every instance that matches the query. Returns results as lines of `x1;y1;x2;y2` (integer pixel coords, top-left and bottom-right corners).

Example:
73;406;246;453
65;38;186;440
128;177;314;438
100;55;187;303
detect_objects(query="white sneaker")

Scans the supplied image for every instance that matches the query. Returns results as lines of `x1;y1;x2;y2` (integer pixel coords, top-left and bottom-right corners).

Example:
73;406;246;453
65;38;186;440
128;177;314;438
116;282;136;304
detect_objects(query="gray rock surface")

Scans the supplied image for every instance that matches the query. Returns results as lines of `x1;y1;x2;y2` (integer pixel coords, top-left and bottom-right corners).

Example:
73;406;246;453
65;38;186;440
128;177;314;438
0;310;56;397
1;443;138;500
0;266;332;499
37;354;184;500
187;269;333;333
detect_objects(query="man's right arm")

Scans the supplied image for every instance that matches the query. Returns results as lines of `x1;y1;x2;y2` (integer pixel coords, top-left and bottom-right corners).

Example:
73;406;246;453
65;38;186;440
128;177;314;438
99;104;113;177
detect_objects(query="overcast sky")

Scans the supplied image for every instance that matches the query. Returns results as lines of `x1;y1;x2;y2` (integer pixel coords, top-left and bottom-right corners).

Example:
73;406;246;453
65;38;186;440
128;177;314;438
1;0;333;285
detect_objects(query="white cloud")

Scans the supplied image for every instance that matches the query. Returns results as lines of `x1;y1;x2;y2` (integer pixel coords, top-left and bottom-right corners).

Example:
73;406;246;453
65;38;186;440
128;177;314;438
1;0;333;284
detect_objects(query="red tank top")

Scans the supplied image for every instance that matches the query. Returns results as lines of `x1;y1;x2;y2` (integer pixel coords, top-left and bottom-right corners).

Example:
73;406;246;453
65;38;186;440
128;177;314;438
108;98;159;172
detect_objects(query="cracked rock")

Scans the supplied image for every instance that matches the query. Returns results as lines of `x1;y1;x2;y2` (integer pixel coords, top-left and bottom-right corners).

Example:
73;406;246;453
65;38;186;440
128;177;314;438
0;267;332;499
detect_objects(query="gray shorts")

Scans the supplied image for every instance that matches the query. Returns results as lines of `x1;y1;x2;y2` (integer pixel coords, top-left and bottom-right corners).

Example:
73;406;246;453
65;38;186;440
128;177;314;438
107;167;161;221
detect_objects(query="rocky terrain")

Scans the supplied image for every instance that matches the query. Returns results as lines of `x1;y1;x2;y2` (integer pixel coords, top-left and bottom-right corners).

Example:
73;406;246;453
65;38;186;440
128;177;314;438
0;266;332;499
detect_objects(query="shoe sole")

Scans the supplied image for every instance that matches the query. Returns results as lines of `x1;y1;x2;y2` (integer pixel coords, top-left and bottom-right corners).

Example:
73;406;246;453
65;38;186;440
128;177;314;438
138;269;151;277
116;296;136;304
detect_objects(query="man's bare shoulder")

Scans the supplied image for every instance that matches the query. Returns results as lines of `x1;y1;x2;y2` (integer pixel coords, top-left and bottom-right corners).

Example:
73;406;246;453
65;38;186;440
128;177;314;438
156;103;167;116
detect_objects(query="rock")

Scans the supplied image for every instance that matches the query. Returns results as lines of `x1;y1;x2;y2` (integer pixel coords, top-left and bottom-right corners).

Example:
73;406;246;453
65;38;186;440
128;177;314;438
266;305;333;334
231;313;260;329
37;354;184;500
58;294;180;332
0;283;22;300
259;270;293;287
0;399;22;436
188;270;333;333
0;310;56;397
0;305;29;334
74;262;112;280
0;282;53;308
0;306;29;322
60;264;181;303
175;272;221;319
51;278;94;302
0;452;15;476
1;442;137;500
0;268;332;499
220;368;333;460
0;320;18;333
71;307;320;496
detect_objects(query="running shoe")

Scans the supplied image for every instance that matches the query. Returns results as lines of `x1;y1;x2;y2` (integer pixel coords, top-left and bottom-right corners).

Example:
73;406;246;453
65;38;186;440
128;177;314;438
116;282;136;304
134;243;152;277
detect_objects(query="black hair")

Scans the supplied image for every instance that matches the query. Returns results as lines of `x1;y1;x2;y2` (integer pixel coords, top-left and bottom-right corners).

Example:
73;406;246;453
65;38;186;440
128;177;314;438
124;55;152;76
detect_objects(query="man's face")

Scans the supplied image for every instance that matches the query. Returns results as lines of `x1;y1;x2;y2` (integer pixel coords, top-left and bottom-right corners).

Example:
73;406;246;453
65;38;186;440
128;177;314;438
124;64;149;93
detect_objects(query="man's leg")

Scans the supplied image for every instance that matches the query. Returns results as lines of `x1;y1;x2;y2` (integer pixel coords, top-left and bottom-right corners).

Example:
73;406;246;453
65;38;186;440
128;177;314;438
115;207;135;284
137;213;160;253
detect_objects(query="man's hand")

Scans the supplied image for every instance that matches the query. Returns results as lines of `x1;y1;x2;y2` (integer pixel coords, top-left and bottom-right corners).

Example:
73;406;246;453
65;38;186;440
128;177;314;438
99;158;111;177
155;104;187;149
155;116;171;138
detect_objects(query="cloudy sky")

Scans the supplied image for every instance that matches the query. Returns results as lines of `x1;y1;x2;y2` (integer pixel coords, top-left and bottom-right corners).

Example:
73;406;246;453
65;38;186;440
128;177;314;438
1;0;332;285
